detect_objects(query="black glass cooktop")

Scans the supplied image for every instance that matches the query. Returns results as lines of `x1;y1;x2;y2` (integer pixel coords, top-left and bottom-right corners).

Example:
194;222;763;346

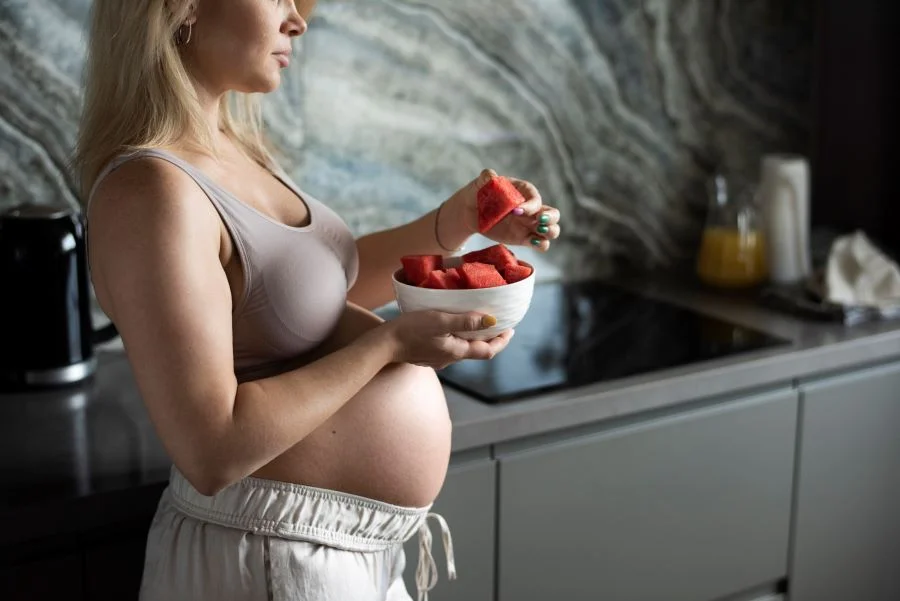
395;280;790;404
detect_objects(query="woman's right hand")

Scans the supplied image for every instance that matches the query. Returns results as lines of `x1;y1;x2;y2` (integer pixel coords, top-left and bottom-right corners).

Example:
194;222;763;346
379;310;514;370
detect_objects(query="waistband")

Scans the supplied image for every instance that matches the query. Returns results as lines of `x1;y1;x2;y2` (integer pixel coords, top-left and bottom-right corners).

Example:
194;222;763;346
167;467;455;600
169;466;425;551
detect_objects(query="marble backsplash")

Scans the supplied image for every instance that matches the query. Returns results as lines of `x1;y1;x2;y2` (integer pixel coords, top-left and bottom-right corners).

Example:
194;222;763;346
0;0;813;278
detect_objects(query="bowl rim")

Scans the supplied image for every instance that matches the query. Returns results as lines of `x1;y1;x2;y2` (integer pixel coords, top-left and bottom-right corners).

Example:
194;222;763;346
391;259;535;292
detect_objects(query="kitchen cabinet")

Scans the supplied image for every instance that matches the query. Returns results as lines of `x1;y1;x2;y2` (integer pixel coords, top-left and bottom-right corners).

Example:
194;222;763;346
403;452;496;601
1;553;84;601
495;388;797;601
83;530;149;601
790;361;900;601
0;505;155;601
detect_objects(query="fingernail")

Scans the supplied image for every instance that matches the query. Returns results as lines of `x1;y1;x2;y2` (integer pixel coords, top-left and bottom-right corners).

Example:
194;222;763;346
530;238;542;246
512;207;525;216
539;213;550;225
536;225;549;234
481;315;498;327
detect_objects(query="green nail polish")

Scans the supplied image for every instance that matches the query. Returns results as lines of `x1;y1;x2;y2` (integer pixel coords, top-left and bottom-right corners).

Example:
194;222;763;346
531;237;542;246
539;213;550;225
537;225;549;234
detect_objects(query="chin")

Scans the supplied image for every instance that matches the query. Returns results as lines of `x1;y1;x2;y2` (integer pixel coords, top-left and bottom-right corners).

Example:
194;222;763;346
258;80;280;93
238;73;282;94
261;72;282;92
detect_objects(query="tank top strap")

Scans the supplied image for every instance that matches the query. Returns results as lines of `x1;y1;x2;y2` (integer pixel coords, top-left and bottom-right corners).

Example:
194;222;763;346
87;147;257;243
91;148;222;209
86;152;141;212
85;148;258;314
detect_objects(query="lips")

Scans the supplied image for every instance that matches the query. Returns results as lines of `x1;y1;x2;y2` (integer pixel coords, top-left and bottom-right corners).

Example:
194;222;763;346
273;52;291;68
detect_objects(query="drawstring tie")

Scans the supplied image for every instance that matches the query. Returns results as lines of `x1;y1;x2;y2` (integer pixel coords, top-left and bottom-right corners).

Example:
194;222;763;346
415;512;456;601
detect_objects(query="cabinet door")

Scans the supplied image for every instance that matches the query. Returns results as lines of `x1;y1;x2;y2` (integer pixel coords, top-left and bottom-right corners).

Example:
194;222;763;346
404;455;496;601
497;389;797;601
84;535;148;601
791;362;900;601
0;553;83;601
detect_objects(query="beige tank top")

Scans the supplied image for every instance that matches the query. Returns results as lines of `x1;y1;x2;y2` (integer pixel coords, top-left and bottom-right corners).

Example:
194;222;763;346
88;148;360;382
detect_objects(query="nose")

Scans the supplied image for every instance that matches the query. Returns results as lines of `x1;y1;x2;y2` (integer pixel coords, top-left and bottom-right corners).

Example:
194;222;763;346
283;10;307;37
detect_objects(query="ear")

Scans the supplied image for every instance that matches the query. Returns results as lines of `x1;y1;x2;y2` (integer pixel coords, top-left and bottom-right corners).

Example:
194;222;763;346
184;2;198;26
167;0;198;25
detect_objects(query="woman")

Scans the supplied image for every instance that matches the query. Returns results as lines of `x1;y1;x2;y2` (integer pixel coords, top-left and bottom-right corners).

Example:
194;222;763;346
74;1;561;600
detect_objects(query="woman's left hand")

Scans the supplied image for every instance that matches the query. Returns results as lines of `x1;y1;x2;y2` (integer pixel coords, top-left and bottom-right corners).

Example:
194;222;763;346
454;169;562;252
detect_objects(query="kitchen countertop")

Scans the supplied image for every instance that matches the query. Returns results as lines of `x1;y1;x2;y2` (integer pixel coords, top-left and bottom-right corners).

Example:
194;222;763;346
448;275;900;450
3;276;900;549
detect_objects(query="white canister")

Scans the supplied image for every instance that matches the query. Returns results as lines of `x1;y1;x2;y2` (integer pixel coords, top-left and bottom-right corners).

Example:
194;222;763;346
759;154;812;284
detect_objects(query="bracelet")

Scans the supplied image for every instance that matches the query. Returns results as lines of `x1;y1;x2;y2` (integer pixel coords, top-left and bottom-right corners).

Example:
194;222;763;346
434;201;463;253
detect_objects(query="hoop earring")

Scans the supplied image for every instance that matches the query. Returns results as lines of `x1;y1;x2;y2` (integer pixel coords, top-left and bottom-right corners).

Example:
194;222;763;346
175;22;193;46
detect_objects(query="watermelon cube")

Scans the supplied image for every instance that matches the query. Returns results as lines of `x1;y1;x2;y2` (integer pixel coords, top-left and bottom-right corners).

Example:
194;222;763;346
422;269;461;289
459;262;507;289
401;255;442;286
444;267;463;289
462;243;517;271
477;176;524;233
502;263;533;284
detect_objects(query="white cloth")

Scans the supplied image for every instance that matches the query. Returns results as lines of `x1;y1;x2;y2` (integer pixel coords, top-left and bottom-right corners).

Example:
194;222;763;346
825;231;900;309
138;466;456;601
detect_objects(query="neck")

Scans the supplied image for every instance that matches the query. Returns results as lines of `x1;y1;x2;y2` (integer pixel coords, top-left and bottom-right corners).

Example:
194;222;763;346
180;52;227;150
195;82;225;147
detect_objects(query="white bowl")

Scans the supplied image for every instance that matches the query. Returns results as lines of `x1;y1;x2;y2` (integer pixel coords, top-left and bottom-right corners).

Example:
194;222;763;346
391;259;536;340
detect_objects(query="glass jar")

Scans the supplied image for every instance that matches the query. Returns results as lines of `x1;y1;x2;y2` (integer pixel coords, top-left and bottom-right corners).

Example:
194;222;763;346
696;174;768;289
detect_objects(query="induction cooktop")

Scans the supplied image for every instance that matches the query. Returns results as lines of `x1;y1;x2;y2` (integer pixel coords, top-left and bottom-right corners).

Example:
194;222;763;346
384;280;790;404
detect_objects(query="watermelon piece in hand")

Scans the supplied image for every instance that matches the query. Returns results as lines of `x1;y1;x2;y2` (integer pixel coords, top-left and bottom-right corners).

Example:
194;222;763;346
459;262;507;289
462;243;517;271
477;176;524;233
401;255;442;286
502;262;533;284
422;269;462;290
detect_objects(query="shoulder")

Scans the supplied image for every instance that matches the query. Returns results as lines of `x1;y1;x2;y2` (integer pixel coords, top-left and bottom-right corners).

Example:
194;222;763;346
86;154;227;317
90;155;211;224
88;155;220;246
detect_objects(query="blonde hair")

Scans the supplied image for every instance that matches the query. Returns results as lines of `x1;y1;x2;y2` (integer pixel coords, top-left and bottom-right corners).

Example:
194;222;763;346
72;0;274;201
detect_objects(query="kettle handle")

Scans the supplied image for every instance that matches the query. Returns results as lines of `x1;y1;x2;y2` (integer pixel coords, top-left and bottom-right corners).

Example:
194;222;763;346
92;322;119;346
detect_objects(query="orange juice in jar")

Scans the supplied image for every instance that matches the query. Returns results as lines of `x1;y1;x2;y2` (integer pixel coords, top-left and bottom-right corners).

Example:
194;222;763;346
697;227;768;288
696;175;768;289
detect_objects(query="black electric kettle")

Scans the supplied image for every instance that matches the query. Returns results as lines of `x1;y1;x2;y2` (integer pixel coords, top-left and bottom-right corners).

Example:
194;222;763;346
0;203;118;392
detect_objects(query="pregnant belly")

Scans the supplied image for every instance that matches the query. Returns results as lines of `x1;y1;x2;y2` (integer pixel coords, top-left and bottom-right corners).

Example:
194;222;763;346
251;305;453;507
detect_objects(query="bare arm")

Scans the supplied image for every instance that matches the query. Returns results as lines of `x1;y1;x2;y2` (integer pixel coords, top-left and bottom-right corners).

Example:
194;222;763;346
89;160;398;495
348;194;473;310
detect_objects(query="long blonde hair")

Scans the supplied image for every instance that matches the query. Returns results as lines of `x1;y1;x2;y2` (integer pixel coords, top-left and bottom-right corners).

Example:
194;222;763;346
72;0;274;202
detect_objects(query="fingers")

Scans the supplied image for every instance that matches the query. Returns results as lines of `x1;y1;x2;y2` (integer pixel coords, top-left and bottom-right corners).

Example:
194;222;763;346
486;328;515;354
474;168;499;190
431;327;513;368
514;194;543;218
460;329;515;360
524;205;561;251
509;179;543;217
526;236;551;252
535;205;560;226
531;223;561;241
473;170;563;252
483;173;551;221
436;310;497;334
